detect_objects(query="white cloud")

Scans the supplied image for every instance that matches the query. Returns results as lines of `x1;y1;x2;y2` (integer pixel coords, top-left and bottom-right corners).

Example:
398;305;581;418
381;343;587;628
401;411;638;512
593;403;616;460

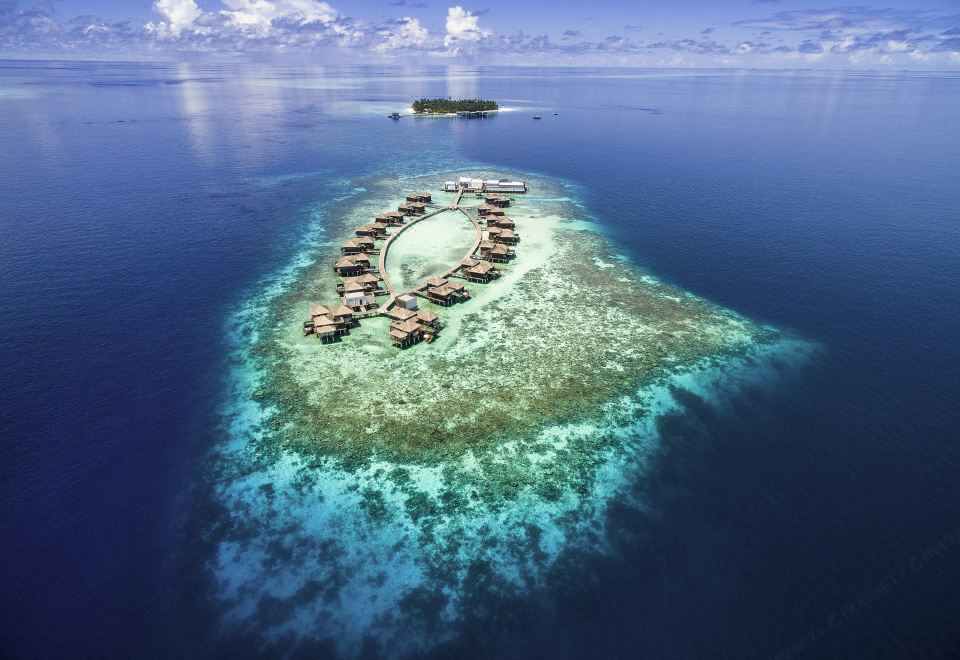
150;0;202;36
444;6;490;49
220;0;338;32
375;17;429;53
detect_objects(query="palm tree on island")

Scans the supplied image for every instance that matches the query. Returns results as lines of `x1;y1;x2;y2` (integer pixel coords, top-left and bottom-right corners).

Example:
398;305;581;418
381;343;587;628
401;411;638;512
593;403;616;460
412;98;499;114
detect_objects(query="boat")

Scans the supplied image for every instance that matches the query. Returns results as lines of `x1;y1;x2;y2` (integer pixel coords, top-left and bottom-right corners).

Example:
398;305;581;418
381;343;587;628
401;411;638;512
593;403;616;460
533;115;542;120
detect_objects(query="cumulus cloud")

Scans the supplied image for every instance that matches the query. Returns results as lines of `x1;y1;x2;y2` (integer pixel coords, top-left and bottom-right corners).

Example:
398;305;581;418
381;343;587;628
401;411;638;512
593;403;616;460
374;16;428;52
151;0;202;35
443;6;490;49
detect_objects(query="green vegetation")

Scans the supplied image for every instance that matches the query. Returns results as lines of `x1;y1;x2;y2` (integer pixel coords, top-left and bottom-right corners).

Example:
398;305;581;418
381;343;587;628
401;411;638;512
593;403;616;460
412;98;498;114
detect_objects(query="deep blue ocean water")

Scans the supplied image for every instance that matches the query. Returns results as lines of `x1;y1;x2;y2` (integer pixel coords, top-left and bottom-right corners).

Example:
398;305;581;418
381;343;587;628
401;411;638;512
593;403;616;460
2;62;959;658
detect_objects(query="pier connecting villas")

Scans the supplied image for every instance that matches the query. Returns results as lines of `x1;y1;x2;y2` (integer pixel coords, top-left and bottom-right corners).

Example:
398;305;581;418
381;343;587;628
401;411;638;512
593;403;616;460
303;178;527;348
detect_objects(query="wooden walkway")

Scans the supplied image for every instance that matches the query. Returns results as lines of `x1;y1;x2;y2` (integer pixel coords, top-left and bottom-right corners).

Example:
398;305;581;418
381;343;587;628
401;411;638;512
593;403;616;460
377;199;482;314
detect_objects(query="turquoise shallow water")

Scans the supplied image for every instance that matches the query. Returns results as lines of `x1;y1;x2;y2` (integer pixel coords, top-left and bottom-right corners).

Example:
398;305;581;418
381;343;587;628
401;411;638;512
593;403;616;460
2;63;959;659
384;205;475;292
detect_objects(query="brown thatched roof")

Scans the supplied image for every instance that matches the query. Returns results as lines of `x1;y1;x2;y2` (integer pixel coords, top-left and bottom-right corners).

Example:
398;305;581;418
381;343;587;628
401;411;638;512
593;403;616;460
470;261;493;274
389;328;409;340
356;273;380;284
430;286;454;297
416;310;439;323
391;319;421;333
387;308;417;321
310;305;330;317
314;324;336;335
330;304;354;317
460;257;479;268
490;244;509;255
425;276;448;288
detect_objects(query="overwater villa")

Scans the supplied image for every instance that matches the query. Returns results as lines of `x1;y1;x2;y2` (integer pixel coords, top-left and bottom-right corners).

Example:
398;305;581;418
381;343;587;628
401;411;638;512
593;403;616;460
492;228;519;245
341;280;367;295
416;310;440;328
424;276;469;306
355;223;387;238
375;211;405;225
426;285;455;305
463;259;500;283
389;319;423;348
490;216;515;229
482;243;515;263
484;194;511;207
405;192;432;203
447;280;469;300
398;202;428;216
328;304;355;328
336;273;382;295
303;313;337;342
306;304;354;336
334;254;370;276
341;237;377;255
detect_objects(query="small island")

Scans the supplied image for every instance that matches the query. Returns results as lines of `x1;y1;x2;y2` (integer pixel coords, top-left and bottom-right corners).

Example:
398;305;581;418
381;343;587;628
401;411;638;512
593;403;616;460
412;97;499;115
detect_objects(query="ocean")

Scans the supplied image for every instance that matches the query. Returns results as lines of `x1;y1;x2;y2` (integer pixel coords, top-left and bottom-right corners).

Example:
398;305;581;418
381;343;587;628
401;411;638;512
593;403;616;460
1;62;959;658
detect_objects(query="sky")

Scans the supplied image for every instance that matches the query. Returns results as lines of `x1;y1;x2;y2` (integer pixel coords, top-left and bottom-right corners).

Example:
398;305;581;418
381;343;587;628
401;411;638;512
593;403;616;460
1;0;959;68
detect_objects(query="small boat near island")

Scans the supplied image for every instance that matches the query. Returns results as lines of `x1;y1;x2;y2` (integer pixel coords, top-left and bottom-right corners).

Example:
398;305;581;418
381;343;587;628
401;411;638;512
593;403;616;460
533;115;542;120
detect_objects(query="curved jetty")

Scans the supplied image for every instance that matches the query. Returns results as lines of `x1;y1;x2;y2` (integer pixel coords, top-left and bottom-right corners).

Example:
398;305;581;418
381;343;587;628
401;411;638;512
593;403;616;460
305;179;518;347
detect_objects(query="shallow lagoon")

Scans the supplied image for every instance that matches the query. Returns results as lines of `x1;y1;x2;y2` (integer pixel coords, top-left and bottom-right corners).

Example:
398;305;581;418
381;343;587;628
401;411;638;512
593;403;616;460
383;205;476;293
209;170;809;655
